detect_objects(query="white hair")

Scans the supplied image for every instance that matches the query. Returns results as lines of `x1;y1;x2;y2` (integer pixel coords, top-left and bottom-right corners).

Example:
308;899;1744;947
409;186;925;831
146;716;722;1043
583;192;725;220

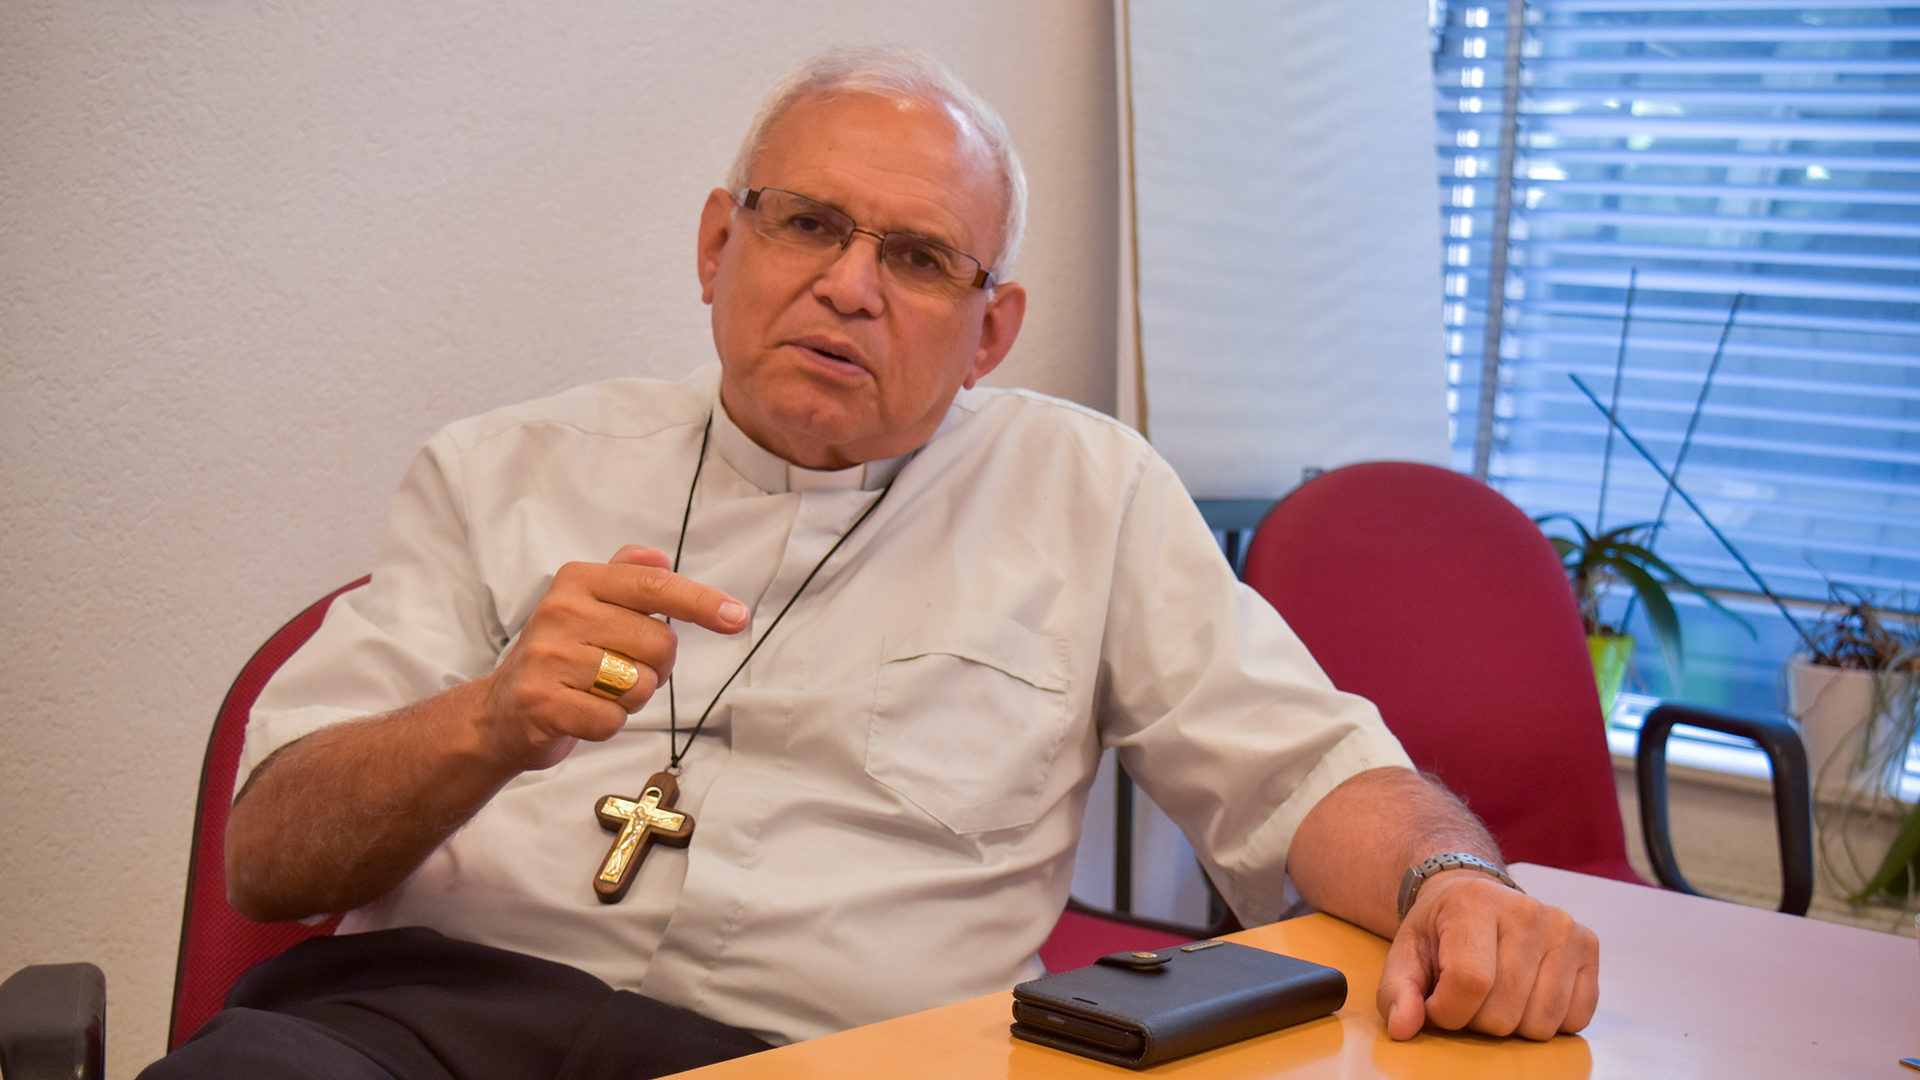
725;46;1028;277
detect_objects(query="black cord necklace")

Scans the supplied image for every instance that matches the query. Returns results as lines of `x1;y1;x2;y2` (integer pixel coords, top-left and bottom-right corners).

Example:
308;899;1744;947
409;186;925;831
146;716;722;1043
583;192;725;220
663;414;897;770
588;413;897;903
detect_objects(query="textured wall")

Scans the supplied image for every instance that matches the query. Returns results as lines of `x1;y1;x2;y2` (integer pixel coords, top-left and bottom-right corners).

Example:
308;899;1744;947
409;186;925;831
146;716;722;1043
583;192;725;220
0;4;1118;1072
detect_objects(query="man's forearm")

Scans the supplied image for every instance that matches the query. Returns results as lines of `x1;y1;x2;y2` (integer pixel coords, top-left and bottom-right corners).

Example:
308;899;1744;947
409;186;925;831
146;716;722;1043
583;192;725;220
224;679;522;922
1284;766;1502;938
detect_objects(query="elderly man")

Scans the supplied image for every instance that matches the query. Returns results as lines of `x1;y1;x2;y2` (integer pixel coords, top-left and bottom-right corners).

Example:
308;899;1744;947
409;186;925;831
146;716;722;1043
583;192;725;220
146;46;1597;1080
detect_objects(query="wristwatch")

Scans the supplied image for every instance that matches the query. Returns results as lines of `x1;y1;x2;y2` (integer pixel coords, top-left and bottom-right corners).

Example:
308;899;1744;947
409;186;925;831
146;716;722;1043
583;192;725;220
1396;852;1522;920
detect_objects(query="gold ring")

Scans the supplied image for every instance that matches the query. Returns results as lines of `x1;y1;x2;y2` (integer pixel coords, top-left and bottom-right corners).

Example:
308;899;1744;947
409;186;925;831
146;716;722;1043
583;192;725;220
589;649;641;700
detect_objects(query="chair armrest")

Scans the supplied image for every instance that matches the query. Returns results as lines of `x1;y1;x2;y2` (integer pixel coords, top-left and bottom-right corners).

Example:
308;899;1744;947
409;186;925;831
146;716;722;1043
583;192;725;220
1634;703;1814;916
0;963;104;1080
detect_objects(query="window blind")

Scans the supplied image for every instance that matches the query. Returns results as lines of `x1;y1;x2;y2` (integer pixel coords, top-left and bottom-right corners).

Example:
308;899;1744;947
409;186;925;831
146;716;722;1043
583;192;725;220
1435;1;1920;712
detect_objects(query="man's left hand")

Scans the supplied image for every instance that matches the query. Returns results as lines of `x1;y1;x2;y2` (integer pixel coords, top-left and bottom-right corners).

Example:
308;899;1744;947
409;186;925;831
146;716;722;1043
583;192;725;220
1376;871;1599;1041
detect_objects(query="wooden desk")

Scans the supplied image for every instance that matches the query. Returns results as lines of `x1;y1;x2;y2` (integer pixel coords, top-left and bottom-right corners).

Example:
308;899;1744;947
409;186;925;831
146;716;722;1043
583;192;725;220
673;863;1917;1078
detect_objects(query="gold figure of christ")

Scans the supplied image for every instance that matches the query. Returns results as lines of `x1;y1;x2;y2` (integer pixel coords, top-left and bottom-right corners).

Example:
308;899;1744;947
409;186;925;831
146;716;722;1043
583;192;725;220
593;771;695;903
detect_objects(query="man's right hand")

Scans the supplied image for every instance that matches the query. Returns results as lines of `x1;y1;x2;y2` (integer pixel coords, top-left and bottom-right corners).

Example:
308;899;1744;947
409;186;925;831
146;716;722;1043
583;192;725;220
478;544;751;771
225;545;747;921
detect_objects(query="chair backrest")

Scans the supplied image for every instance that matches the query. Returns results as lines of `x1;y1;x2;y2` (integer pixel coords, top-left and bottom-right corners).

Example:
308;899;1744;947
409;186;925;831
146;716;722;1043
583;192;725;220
169;577;369;1048
1240;462;1642;884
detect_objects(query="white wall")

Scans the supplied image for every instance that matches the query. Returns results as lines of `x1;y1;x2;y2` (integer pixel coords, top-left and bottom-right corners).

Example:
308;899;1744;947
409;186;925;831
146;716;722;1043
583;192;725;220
0;4;1119;1072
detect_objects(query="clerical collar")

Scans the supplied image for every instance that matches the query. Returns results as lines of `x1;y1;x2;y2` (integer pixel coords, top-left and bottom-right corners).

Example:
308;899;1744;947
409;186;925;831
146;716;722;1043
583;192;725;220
709;394;911;494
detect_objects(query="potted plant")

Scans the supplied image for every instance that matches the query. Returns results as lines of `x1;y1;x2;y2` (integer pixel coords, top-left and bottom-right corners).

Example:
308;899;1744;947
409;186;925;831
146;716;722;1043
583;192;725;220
1537;283;1754;716
1536;514;1750;713
1798;594;1920;905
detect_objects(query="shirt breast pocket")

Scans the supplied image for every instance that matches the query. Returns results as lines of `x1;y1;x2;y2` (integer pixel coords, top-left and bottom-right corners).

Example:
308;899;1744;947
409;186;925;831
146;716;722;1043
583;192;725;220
866;611;1071;835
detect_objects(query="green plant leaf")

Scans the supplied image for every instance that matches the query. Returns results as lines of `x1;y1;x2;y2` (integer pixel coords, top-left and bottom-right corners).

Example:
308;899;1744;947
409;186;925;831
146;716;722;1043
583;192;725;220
1533;512;1755;668
1534;513;1594;547
1573;531;1757;642
1606;539;1756;638
1606;555;1685;688
1594;521;1658;546
1849;799;1920;901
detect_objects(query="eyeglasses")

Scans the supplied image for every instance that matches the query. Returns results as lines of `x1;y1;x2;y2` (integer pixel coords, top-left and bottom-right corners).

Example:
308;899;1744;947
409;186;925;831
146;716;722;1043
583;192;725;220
738;187;994;297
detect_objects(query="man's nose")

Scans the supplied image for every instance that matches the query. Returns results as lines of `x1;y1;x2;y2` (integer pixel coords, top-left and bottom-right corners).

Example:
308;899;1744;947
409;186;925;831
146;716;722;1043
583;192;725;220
813;229;887;315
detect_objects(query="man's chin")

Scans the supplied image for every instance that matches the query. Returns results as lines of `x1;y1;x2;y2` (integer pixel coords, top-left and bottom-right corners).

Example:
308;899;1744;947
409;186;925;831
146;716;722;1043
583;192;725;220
749;403;877;469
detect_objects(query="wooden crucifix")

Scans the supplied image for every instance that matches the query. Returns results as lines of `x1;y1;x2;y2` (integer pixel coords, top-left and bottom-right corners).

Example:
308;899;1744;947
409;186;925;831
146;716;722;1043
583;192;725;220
592;771;694;903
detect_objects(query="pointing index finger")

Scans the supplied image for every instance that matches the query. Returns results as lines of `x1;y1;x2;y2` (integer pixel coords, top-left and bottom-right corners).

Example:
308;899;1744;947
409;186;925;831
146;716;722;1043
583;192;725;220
598;563;748;635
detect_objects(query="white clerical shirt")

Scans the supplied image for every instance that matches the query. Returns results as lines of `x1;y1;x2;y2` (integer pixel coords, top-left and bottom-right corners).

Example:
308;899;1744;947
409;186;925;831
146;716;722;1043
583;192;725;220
243;364;1412;1044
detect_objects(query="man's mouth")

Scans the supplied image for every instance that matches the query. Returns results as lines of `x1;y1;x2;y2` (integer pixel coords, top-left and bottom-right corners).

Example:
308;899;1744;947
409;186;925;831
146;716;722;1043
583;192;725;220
791;338;868;373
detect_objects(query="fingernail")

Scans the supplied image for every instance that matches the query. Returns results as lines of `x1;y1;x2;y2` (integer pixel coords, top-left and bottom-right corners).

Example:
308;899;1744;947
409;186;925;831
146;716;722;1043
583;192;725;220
719;600;748;624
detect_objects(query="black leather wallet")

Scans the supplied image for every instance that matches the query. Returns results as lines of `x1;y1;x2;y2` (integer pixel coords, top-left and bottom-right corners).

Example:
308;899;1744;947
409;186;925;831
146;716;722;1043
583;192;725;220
1009;940;1346;1069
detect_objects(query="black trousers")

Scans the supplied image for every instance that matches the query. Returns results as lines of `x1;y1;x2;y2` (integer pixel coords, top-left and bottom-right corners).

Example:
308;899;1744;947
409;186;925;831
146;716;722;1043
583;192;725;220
139;928;773;1080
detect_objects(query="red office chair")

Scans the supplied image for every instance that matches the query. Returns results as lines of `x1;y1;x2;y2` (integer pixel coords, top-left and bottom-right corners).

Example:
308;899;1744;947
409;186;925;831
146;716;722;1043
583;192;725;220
168;575;369;1047
1239;461;1810;911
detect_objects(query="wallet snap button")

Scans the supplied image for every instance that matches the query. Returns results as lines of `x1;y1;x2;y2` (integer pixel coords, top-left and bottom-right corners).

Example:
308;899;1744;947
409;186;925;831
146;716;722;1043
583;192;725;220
1096;950;1172;971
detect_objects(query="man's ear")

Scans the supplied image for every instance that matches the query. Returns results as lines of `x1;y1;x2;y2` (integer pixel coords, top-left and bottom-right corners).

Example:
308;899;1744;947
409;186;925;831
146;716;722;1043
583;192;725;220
964;281;1027;388
697;188;738;305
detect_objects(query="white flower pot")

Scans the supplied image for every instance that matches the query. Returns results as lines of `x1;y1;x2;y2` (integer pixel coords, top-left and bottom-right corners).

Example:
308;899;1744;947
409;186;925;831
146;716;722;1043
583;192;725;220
1787;655;1917;797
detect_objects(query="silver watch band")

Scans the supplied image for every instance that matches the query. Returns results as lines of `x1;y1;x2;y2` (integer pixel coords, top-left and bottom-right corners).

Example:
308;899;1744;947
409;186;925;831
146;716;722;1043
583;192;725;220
1396;852;1522;920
